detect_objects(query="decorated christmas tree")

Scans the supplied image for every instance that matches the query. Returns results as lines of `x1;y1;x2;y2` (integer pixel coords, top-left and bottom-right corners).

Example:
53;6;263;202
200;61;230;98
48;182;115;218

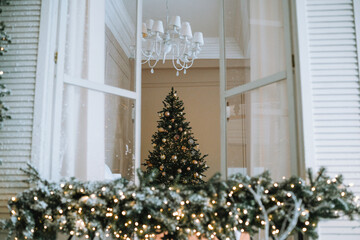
143;88;208;185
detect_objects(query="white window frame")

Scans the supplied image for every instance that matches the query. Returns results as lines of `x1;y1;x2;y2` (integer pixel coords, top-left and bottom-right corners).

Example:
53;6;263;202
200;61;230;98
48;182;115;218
32;0;143;183
219;0;299;178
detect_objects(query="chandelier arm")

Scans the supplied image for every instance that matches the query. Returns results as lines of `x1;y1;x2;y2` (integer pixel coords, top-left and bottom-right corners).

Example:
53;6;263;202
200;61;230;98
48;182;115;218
172;57;185;71
148;58;160;69
183;59;195;69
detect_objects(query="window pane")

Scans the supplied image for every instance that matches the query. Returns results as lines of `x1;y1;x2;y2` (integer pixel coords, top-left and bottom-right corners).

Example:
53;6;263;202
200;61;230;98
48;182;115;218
104;0;136;90
61;84;135;181
226;80;290;180
225;0;285;90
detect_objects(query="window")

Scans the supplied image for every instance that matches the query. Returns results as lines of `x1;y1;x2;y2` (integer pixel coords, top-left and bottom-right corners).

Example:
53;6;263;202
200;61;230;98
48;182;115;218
220;0;297;179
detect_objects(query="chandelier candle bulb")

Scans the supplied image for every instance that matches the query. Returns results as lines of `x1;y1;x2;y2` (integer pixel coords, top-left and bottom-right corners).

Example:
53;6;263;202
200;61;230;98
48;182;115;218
180;22;193;39
152;20;164;34
146;19;154;30
193;32;204;46
169;16;181;29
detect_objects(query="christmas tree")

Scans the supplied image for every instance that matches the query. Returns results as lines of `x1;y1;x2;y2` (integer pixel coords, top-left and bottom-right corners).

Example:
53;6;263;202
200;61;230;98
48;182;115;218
143;88;208;185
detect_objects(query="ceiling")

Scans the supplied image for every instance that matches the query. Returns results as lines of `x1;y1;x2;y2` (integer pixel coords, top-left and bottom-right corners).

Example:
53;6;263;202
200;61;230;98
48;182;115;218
119;0;245;58
124;0;240;38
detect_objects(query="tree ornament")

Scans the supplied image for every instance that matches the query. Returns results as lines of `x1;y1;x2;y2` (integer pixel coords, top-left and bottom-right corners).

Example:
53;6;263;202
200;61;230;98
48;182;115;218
171;155;177;160
165;111;170;117
160;147;164;151
169;176;174;180
160;155;166;160
174;93;177;97
178;127;183;132
181;146;187;151
159;165;164;170
162;172;166;176
184;131;187;135
194;173;199;178
158;127;165;132
158;113;162;117
171;119;175;123
187;167;191;171
192;160;198;165
177;169;182;173
188;139;194;145
168;125;172;129
174;135;180;140
162;138;167;143
152;143;157;147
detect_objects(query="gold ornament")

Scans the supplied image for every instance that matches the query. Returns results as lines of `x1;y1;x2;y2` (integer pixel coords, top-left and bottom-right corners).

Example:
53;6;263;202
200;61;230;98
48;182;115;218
165;111;170;117
162;172;166;176
174;93;177;97
169;176;174;180
152;143;157;147
171;119;175;123
160;147;164;151
160;155;166;160
162;138;166;143
177;169;182;173
168;125;172;129
178;127;183;132
158;127;165;132
158;113;162;117
174;135;180;140
184;131;187;135
194;173;199;178
160;165;164;170
148;163;153;167
181;146;187;151
187;167;191;171
172;155;177;160
192;160;198;164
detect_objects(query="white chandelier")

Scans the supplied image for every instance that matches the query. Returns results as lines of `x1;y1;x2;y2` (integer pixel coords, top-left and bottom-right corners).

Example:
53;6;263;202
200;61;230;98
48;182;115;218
141;2;204;76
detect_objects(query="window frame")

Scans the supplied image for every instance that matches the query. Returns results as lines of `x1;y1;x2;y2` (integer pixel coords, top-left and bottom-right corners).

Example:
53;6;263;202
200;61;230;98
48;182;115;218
32;0;143;182
219;0;300;178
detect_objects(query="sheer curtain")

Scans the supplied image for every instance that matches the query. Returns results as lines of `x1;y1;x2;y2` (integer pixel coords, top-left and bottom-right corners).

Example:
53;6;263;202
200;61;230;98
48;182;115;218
248;0;290;179
60;0;106;181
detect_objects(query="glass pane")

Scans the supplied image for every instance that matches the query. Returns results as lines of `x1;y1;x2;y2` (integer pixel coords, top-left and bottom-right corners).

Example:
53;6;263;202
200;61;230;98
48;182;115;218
226;80;290;180
61;84;135;181
103;0;136;90
224;0;285;90
141;0;219;76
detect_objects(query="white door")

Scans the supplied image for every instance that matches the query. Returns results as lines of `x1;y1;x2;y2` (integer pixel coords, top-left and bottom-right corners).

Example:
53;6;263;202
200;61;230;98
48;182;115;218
219;0;298;180
49;0;143;182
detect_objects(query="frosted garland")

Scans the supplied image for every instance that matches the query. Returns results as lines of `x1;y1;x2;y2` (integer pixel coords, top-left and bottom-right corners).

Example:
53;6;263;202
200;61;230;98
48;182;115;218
0;165;359;240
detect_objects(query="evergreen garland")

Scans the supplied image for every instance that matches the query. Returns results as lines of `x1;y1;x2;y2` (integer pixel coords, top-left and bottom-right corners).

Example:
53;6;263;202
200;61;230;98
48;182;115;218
0;165;359;240
0;0;12;129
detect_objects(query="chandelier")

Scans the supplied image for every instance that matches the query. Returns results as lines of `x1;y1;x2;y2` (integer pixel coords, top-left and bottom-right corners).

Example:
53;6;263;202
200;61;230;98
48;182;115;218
141;1;204;76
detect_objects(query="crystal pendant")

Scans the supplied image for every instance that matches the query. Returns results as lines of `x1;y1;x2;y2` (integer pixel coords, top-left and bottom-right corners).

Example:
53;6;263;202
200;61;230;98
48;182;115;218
176;71;179;76
150;68;154;74
176;59;180;64
184;69;187;74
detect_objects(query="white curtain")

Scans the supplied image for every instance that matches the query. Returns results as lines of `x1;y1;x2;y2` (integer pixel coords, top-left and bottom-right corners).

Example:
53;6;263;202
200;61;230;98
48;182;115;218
248;0;290;180
60;0;106;181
